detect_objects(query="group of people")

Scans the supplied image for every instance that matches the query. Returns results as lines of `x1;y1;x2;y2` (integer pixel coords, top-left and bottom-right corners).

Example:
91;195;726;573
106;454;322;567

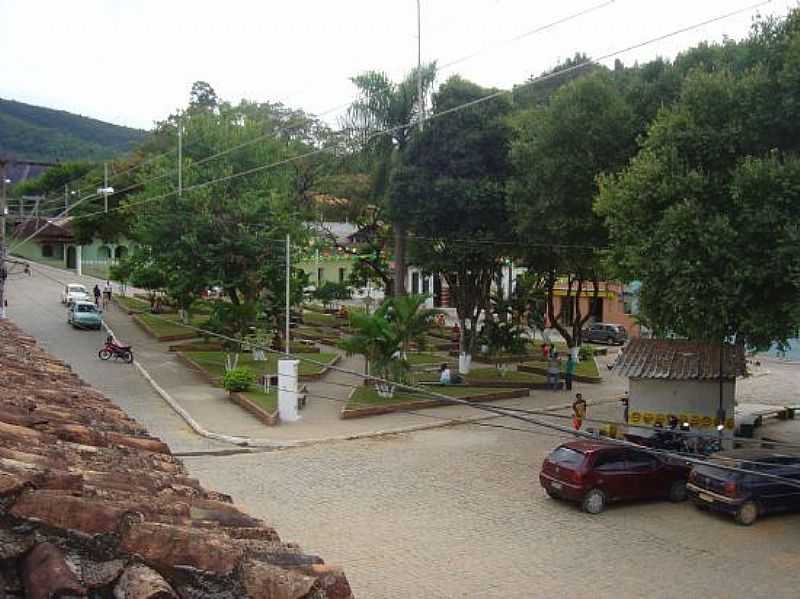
92;280;113;308
544;346;577;391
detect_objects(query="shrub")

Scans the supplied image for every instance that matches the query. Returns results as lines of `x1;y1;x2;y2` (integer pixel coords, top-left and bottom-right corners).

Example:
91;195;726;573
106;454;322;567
579;345;595;361
223;367;255;393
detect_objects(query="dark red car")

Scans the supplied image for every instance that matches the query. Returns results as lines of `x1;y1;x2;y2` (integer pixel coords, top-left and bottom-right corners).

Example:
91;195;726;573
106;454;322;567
539;441;690;514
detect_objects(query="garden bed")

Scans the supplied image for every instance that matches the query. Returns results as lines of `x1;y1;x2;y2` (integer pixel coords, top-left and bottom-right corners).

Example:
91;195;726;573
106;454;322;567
341;385;529;419
176;350;340;384
518;358;602;383
463;367;549;389
229;389;279;425
446;351;534;365
407;352;450;369
112;295;150;314
132;313;199;342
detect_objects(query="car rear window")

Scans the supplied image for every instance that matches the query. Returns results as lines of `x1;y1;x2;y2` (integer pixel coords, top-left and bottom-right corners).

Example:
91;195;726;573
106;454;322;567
693;463;739;480
77;304;96;313
549;447;585;466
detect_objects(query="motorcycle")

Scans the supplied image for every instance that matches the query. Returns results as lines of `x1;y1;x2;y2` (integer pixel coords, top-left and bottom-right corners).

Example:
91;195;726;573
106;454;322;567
99;336;134;364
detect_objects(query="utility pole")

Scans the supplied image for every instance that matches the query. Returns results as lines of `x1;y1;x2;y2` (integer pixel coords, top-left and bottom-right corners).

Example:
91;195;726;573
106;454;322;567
0;161;8;320
177;112;183;199
103;162;109;213
285;233;291;355
64;184;69;214
417;0;424;130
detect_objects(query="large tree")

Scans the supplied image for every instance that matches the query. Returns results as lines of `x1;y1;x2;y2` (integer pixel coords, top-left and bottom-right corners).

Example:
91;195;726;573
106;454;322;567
596;35;800;349
508;72;637;353
391;76;513;372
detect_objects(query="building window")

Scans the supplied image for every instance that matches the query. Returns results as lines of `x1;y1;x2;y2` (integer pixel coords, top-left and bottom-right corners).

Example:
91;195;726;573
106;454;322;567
338;268;346;284
317;268;324;286
412;272;420;294
422;275;430;295
98;246;112;260
41;244;54;258
115;246;127;260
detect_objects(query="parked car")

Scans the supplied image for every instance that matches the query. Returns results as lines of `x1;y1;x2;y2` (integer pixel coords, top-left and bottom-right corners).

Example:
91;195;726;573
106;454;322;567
581;323;628;345
62;284;90;305
68;301;103;330
687;449;800;525
540;441;690;514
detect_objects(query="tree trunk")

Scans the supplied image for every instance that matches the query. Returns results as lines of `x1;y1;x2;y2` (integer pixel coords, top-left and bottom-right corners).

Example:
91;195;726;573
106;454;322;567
393;223;407;296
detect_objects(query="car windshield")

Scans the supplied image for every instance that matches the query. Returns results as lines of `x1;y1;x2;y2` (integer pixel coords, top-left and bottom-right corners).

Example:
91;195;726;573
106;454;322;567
76;304;97;313
69;286;87;293
549;447;585;467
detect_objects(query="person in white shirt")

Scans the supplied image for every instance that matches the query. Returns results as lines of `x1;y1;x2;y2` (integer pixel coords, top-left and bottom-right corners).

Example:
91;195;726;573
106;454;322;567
439;363;451;384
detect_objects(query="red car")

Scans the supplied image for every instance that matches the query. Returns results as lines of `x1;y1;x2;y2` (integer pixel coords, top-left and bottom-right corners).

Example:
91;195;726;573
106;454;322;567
539;441;690;514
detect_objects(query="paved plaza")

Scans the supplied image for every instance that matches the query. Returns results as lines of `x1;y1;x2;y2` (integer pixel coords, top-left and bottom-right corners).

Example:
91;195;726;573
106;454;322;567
5;263;799;598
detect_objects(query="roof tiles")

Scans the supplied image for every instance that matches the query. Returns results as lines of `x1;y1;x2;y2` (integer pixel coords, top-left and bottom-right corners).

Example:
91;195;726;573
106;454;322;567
612;338;746;381
0;320;353;598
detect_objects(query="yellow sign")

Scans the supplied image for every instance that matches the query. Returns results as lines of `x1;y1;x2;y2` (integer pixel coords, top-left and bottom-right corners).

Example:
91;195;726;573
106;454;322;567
628;411;734;430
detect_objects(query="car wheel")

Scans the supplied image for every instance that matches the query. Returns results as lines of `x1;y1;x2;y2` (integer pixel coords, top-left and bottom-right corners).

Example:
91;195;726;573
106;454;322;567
582;489;606;514
668;480;687;502
735;501;758;526
545;487;559;499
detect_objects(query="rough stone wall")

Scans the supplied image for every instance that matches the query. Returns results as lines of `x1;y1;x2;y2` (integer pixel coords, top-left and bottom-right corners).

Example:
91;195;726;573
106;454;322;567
0;320;353;598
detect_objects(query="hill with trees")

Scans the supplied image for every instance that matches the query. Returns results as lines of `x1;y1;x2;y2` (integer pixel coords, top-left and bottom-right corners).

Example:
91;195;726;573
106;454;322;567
0;98;146;162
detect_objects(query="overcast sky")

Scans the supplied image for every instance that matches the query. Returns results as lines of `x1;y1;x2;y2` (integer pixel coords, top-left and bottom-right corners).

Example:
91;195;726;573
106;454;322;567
0;0;794;131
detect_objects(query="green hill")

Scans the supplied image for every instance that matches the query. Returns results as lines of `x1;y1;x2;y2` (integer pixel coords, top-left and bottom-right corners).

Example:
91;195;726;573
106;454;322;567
0;98;147;162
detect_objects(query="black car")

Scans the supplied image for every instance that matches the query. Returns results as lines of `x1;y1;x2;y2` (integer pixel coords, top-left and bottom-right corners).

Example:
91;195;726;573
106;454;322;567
581;323;628;345
687;449;800;525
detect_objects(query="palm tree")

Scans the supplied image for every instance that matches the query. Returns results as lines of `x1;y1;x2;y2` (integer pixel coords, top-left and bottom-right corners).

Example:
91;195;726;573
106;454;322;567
342;64;437;296
380;294;438;359
338;309;407;396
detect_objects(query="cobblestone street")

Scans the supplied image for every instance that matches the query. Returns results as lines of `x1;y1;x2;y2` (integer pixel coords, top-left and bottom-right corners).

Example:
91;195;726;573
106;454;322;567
187;423;799;599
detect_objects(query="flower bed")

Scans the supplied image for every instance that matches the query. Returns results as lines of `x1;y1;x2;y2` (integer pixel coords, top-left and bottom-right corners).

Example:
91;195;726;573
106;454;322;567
518;357;602;383
341;384;528;419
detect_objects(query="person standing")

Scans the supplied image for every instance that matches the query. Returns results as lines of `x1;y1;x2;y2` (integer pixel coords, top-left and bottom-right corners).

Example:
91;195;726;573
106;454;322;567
565;353;576;391
103;280;112;308
93;284;101;307
572;393;587;430
547;352;561;391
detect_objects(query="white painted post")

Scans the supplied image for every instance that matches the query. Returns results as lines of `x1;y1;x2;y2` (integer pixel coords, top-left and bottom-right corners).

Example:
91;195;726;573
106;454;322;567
278;359;300;422
75;246;82;276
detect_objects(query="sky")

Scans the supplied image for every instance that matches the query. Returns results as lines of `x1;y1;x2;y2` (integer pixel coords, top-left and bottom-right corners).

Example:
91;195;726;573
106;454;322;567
0;0;795;131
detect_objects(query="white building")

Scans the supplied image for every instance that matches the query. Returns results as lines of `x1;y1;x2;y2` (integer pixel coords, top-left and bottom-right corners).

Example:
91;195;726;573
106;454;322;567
613;338;747;445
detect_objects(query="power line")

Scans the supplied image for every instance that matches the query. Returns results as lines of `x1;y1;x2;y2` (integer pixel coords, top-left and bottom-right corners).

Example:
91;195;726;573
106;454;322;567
9;3;770;255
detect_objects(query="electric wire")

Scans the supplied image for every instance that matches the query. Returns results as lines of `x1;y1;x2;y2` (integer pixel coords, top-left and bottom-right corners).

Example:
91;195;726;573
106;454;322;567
10;1;771;247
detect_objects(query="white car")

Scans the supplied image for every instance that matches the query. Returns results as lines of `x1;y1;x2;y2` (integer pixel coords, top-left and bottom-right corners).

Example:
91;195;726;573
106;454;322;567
62;284;90;305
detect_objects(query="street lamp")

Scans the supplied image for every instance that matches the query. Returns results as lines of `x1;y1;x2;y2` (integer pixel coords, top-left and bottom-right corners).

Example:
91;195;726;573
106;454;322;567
97;186;114;213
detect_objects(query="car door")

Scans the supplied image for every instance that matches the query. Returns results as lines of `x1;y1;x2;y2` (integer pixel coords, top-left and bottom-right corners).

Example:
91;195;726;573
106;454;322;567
591;450;633;501
625;450;665;498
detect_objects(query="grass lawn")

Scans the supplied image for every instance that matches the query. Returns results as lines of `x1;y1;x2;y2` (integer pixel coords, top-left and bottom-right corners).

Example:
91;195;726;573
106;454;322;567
115;296;150;313
466;367;547;383
346;384;512;409
241;388;278;413
406;352;447;366
524;358;600;378
136;312;208;338
302;311;342;327
186;351;338;379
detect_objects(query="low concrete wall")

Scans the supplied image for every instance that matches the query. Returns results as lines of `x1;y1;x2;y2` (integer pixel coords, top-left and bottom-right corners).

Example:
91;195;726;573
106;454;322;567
341;387;529;419
131;314;196;342
229;392;278;426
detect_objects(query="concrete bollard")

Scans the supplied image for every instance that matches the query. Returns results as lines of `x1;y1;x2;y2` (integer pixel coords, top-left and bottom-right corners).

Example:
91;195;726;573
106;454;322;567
278;359;301;422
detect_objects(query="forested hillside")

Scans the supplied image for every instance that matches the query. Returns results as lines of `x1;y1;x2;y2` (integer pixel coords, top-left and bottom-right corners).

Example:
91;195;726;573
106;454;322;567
0;98;146;162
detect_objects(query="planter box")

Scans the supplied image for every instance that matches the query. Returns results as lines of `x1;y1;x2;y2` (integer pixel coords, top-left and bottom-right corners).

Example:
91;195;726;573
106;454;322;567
175;351;221;385
169;341;226;352
447;351;533;365
131;314;197;342
517;361;602;384
461;378;553;390
340;387;529;419
229;392;278;426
